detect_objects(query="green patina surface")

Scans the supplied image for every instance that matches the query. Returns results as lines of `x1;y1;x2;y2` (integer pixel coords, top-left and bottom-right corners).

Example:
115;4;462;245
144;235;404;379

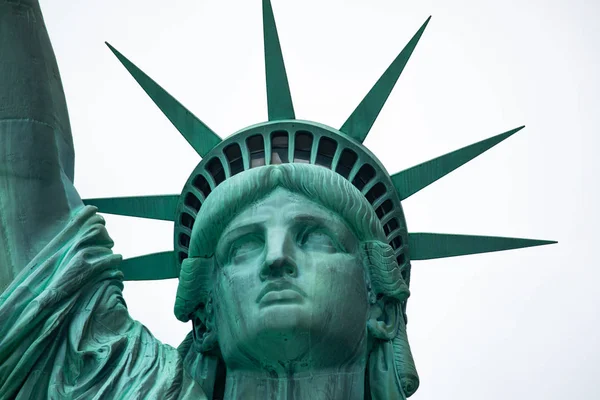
0;0;555;399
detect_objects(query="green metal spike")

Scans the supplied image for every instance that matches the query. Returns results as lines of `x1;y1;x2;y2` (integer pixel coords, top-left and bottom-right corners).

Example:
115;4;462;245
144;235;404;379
408;233;557;260
392;126;524;201
120;251;178;281
83;195;180;221
263;0;295;120
105;42;222;157
340;16;431;143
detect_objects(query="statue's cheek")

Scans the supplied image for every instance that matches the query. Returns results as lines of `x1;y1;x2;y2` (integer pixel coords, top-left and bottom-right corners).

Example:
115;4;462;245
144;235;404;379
301;255;366;298
214;268;262;318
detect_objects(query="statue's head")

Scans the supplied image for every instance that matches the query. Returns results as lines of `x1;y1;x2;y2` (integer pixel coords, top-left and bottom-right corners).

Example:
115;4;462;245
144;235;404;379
95;1;556;397
175;163;418;398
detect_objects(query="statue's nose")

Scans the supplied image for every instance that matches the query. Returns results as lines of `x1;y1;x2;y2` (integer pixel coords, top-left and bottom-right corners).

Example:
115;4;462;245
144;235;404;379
260;229;298;279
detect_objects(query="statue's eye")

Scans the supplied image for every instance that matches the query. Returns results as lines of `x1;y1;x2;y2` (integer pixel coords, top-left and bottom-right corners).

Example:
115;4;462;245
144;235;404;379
229;236;263;263
299;229;338;253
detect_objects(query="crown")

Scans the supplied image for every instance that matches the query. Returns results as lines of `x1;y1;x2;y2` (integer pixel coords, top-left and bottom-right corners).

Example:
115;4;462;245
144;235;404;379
84;0;555;289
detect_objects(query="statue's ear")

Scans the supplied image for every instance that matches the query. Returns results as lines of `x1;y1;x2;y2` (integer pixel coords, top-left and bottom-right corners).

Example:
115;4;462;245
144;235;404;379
191;297;219;353
367;297;400;340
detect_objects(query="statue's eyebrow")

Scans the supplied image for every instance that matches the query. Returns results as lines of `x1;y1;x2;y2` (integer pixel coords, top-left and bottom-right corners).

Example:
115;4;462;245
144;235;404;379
292;214;327;225
292;213;346;232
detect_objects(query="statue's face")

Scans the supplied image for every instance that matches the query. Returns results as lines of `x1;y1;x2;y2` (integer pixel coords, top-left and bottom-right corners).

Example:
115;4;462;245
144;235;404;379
213;188;370;373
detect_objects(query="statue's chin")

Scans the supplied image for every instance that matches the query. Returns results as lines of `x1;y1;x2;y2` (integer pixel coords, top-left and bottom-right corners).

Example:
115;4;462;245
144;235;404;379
253;304;313;353
218;305;369;375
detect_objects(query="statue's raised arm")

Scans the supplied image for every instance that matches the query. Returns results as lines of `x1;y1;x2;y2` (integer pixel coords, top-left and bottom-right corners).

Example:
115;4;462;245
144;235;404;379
0;2;207;399
0;0;79;292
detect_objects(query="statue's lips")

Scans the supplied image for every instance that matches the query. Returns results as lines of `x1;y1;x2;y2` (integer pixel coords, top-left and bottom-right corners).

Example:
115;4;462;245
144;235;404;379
259;289;304;306
256;281;307;306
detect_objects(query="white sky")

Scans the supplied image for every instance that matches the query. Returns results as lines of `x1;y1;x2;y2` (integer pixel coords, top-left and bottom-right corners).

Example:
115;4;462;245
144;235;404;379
39;0;599;398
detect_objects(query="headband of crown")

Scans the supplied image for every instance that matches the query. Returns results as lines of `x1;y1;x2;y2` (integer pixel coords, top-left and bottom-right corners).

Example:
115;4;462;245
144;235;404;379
85;0;555;285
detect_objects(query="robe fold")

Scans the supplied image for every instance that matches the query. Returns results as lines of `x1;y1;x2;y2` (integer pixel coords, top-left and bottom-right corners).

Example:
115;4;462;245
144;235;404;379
0;205;206;399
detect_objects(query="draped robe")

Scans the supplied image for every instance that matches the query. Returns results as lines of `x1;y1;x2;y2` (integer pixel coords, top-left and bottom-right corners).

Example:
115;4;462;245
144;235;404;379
0;205;207;399
0;1;207;396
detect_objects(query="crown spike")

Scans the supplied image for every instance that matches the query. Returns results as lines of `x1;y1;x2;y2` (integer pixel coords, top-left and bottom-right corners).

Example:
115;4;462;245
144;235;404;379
392;126;524;200
408;233;557;260
340;16;431;143
105;42;222;157
83;194;180;221
263;0;295;120
120;251;179;280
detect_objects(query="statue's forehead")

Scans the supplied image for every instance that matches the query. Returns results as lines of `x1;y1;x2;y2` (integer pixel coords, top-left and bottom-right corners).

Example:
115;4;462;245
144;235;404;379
223;188;345;232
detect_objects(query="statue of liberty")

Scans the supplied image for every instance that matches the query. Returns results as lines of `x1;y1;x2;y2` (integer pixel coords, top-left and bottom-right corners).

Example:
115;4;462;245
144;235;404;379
0;0;555;399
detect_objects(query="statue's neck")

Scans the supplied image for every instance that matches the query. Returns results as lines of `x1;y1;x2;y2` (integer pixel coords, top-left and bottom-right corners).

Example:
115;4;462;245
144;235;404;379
223;368;366;400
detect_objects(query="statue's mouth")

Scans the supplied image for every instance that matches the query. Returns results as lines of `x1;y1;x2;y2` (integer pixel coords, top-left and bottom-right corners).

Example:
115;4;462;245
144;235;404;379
256;280;307;306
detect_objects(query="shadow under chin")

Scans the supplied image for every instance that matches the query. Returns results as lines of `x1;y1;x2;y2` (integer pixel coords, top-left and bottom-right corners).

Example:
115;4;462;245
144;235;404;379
222;319;368;375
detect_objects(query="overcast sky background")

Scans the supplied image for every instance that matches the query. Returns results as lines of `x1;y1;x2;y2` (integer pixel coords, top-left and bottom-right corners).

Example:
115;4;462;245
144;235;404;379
38;0;599;398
